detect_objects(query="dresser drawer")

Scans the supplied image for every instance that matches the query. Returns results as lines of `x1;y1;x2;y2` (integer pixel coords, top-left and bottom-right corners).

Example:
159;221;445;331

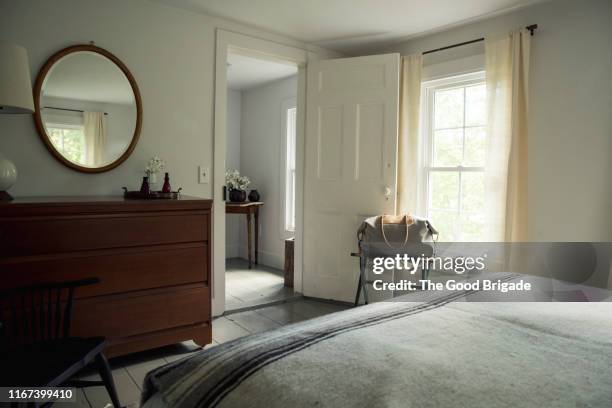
0;243;209;296
0;212;209;256
71;285;210;340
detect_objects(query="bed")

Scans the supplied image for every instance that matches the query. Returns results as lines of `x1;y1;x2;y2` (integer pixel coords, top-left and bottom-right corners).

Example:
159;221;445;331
142;273;612;408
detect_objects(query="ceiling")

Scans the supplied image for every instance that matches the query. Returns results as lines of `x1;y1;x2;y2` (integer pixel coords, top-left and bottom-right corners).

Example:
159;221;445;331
42;52;135;105
227;52;298;91
152;0;545;54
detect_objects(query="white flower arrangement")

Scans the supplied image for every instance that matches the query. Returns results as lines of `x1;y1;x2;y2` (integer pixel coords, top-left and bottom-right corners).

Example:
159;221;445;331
145;156;166;176
225;169;250;190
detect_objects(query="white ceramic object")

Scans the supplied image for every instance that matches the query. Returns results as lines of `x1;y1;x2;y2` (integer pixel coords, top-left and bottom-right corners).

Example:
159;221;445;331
0;154;17;192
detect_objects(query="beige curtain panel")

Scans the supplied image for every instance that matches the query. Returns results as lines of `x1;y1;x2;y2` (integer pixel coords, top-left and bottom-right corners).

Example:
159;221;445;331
484;28;530;242
397;54;423;215
83;111;107;167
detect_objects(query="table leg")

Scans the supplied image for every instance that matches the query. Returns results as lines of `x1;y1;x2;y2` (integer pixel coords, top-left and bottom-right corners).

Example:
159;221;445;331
247;212;252;269
254;207;259;265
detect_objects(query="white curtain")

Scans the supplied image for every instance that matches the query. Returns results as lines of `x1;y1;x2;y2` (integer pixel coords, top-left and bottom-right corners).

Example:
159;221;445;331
83;111;107;166
484;29;530;242
397;54;423;215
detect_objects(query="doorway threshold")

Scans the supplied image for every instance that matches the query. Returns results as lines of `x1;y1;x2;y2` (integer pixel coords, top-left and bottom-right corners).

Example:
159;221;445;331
225;257;299;313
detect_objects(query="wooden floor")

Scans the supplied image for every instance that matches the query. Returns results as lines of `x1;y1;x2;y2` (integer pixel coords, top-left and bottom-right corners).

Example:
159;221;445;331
225;258;298;311
64;298;349;408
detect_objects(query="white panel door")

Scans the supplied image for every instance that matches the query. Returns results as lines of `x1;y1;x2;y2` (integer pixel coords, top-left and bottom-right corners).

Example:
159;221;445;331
303;54;400;301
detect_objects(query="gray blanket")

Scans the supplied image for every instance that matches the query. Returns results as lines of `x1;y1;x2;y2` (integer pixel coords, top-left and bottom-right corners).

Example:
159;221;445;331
142;273;612;408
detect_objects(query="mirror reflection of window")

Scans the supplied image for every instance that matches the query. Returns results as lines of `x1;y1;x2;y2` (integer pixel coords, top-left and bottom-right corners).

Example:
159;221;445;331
47;124;86;164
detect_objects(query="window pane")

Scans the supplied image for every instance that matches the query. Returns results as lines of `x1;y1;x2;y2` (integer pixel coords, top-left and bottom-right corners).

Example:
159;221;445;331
434;87;464;129
429;210;459;242
47;127;85;163
429;171;459;210
285;169;296;232
464;127;486;167
465;84;486;126
49;130;62;148
433;128;463;166
460;213;485;242
62;129;85;163
287;108;297;169
461;172;484;213
423;76;486;242
285;107;297;232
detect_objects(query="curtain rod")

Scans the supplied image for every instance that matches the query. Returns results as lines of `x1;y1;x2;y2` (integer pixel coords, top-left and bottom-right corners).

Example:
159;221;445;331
43;106;108;116
422;24;537;55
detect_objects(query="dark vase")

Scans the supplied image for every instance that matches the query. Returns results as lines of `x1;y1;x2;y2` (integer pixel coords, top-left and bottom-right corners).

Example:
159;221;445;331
248;189;260;202
139;176;150;195
162;172;171;193
229;189;247;202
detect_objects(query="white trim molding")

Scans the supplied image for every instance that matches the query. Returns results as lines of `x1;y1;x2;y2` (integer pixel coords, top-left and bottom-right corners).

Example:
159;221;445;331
213;29;308;316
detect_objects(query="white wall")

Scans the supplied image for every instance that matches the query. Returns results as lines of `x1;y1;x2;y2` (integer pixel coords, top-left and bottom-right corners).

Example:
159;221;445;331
238;75;298;269
0;0;337;198
372;0;612;241
225;89;242;258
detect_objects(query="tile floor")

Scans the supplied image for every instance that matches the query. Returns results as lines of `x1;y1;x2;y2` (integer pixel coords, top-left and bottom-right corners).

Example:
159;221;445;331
225;258;299;311
67;298;350;408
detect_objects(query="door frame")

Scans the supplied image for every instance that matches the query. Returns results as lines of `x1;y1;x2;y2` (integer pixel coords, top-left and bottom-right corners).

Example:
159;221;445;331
212;29;308;316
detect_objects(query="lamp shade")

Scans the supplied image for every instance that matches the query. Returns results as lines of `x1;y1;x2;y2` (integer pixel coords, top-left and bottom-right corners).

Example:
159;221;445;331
0;42;34;114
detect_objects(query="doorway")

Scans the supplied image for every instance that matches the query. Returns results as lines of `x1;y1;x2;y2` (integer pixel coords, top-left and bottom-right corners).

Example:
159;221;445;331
224;52;299;311
212;30;308;316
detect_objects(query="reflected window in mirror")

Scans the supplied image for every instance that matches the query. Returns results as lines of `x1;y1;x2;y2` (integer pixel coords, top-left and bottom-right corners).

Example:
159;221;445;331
47;124;86;164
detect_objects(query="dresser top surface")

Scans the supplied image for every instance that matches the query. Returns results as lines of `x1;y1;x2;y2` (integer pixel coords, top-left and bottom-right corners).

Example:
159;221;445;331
2;195;209;204
0;195;212;214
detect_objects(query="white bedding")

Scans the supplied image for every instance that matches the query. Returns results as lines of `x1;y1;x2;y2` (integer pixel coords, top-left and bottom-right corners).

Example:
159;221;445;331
142;275;612;408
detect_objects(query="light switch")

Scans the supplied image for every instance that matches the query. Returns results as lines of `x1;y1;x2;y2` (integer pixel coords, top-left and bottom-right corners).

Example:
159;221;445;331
198;166;210;184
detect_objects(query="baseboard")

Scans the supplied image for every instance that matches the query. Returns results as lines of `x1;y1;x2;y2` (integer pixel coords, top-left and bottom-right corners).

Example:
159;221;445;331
238;246;284;270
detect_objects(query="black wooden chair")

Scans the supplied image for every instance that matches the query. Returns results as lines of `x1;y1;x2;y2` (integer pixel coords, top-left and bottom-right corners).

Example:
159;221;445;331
0;278;121;407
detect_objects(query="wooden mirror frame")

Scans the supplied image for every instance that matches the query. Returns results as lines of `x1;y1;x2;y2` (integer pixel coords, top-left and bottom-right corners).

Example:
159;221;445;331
33;44;142;173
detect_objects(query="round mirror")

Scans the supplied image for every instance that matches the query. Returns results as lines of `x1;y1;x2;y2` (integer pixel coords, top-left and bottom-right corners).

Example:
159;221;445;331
33;44;142;173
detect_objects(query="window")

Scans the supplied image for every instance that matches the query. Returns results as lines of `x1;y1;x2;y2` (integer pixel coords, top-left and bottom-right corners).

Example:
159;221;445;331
283;104;297;233
46;124;86;164
421;72;486;242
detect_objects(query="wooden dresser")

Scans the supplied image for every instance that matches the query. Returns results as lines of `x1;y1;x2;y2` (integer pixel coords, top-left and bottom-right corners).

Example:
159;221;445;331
0;196;212;357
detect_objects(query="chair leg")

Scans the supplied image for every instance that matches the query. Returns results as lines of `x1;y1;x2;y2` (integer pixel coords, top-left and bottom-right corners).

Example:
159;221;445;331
95;353;121;408
360;256;369;305
421;266;430;282
354;273;362;306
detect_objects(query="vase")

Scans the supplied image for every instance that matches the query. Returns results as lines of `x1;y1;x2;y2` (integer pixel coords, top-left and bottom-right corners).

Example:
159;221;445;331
229;189;247;202
162;172;171;193
248;189;260;202
0;153;17;201
139;176;150;195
